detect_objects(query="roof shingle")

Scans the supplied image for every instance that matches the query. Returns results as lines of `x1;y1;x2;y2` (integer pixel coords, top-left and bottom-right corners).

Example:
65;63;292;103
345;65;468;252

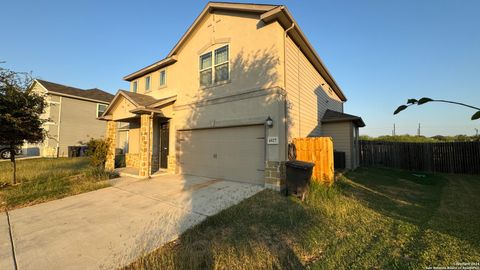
322;109;365;127
37;79;114;103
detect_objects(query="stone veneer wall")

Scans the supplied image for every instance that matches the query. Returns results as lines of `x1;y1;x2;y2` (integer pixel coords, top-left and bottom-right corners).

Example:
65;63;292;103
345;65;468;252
125;153;140;169
167;155;176;173
264;161;286;191
105;121;116;171
139;114;153;177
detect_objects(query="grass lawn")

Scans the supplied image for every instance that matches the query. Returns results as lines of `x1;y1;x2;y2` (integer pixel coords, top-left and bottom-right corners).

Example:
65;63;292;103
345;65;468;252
0;157;114;210
125;168;480;269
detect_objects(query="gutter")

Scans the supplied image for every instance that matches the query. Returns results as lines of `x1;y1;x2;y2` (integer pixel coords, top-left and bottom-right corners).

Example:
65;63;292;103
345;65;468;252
123;56;177;82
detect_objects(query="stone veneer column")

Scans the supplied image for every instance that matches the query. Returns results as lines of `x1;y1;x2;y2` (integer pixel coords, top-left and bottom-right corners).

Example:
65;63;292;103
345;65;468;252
167;155;176;174
139;114;153;177
105;121;116;171
264;161;286;191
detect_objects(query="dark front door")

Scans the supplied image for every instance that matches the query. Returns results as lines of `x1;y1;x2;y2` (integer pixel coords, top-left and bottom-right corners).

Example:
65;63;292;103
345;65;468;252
160;122;169;169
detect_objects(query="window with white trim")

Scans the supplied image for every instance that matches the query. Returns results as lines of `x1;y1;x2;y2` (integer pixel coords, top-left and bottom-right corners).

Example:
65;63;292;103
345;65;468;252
214;45;229;82
199;45;229;86
97;103;108;118
199;52;212;86
145;76;151;91
159;69;166;87
132;81;137;93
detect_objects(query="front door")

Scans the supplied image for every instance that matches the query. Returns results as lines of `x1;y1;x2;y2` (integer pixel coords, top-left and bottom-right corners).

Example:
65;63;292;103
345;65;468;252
160;122;169;169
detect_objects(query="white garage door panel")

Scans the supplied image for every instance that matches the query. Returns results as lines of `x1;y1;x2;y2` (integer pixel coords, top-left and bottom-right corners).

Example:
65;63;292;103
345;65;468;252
178;125;265;184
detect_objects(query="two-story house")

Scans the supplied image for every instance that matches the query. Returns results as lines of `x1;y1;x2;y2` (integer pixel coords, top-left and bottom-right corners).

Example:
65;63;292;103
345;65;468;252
100;2;364;189
26;79;114;157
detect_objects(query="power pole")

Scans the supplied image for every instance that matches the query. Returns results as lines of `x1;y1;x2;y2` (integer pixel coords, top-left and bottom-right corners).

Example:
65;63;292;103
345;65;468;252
475;128;479;136
417;123;421;136
392;124;396;136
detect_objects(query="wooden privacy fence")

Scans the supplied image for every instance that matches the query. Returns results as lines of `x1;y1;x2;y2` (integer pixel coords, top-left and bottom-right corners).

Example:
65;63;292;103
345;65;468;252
293;137;334;183
360;140;480;174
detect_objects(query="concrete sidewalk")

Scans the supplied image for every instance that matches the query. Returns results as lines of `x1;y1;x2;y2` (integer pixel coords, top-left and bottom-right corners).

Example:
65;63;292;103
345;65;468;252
0;174;263;270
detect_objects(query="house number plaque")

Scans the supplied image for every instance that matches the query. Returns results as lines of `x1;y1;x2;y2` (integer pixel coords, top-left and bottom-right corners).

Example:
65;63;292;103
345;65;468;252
267;137;279;145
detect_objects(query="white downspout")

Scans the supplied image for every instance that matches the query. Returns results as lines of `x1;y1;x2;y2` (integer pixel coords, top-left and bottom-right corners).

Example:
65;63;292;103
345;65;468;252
57;96;62;157
284;22;295;160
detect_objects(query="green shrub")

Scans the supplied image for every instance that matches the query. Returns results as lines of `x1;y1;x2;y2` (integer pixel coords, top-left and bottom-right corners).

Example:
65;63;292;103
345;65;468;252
84;138;111;168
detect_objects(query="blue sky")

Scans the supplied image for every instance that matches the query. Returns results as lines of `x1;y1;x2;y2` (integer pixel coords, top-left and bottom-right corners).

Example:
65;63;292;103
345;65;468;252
2;0;479;136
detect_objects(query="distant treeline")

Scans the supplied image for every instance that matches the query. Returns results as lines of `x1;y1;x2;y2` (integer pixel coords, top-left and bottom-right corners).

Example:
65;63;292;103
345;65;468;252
360;134;480;143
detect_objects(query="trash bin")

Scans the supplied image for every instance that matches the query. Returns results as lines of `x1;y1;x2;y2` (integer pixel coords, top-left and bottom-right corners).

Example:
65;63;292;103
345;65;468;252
68;146;80;157
285;160;315;200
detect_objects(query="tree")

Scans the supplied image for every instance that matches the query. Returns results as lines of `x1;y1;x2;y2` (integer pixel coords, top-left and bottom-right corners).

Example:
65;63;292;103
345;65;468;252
394;97;480;120
0;67;46;184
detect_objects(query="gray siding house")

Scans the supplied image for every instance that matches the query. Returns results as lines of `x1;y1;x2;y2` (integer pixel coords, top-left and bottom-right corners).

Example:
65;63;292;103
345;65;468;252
26;79;114;157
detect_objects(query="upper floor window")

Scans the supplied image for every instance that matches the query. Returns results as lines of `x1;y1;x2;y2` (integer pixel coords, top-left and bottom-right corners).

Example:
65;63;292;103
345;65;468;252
199;45;229;87
214;45;229;82
97;103;108;118
145;76;151;91
159;70;166;87
199;52;212;86
132;81;137;93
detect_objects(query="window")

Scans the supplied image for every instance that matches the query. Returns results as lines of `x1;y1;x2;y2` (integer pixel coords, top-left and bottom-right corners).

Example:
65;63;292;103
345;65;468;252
132;81;137;93
159;70;166;86
199;52;212;86
199;45;229;86
214;45;229;82
97;103;108;118
145;76;151;91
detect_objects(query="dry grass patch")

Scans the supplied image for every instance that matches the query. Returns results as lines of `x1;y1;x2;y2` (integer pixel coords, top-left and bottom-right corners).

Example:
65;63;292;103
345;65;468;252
0;157;115;210
125;168;480;269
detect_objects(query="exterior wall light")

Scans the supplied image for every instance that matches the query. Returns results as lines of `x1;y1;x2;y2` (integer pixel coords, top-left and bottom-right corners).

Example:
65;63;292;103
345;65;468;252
266;116;273;128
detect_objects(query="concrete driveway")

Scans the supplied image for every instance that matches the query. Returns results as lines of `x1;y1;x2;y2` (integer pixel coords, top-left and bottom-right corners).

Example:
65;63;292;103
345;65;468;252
0;174;264;270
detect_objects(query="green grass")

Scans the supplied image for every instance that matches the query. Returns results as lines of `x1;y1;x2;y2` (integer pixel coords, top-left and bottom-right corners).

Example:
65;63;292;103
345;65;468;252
0;158;115;210
125;168;480;269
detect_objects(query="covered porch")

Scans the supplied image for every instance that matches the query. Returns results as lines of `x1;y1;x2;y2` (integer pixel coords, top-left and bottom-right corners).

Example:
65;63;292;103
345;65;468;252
99;90;176;178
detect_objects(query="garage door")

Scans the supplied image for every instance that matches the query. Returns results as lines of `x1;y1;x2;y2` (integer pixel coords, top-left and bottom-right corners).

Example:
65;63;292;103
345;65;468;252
177;125;265;184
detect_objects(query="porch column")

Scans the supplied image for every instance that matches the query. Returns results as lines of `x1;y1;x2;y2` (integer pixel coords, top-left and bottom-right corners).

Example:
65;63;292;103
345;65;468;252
105;120;116;171
139;114;153;177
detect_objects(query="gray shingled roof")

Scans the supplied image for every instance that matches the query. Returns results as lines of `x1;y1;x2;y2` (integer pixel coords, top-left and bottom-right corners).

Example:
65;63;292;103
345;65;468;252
322;109;365;127
37;79;114;103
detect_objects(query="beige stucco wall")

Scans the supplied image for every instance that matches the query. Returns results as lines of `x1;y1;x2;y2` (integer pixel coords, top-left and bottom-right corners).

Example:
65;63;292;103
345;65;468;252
125;10;288;164
109;96;137;121
127;122;140;154
285;36;344;139
321;122;354;169
130;11;285;102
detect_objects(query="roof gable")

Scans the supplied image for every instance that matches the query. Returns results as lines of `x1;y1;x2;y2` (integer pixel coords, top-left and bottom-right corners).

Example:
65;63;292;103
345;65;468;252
122;1;347;101
100;90;176;120
166;2;278;58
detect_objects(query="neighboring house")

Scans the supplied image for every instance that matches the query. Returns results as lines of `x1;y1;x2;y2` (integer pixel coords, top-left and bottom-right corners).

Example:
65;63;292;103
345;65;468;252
100;2;365;189
26;79;114;157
